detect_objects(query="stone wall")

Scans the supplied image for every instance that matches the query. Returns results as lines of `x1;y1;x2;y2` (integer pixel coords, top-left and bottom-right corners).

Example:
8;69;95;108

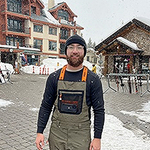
124;28;150;55
108;56;114;74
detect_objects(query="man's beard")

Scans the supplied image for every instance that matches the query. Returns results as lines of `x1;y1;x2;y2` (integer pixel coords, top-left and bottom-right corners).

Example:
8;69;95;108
66;54;84;67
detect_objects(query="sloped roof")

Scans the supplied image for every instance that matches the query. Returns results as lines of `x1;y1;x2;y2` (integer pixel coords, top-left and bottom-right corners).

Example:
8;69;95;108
49;2;77;17
49;2;64;11
31;9;60;25
95;17;150;52
100;37;143;54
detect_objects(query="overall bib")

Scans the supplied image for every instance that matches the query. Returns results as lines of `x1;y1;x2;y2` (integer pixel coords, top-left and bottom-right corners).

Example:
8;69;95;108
49;66;91;150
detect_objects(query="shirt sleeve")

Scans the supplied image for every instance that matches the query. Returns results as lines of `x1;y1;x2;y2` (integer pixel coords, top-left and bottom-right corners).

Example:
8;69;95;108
37;72;58;133
90;73;105;139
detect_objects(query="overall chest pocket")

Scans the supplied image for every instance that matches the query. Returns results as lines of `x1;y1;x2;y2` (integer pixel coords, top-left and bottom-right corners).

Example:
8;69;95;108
58;90;84;114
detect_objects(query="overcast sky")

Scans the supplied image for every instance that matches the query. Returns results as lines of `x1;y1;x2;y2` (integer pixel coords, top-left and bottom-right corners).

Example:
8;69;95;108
43;0;150;44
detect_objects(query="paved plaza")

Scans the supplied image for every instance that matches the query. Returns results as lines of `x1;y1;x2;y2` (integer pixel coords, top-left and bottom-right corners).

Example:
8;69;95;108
0;73;150;149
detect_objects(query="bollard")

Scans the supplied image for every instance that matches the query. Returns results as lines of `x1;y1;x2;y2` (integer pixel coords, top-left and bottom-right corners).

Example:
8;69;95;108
33;66;35;73
47;68;49;75
39;67;41;75
45;67;46;75
42;66;45;75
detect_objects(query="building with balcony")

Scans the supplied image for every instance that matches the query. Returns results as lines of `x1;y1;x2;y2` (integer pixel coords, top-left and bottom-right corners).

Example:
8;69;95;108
0;0;84;67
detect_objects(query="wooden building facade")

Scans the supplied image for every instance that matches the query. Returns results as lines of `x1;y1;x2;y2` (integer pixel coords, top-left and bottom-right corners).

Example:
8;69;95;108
95;18;150;75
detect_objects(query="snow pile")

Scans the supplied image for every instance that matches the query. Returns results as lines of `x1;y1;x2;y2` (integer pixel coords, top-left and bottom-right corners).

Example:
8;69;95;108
21;58;101;75
101;114;150;150
0;62;14;74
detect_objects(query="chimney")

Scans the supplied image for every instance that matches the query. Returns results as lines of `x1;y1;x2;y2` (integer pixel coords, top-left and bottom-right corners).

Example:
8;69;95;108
48;0;55;10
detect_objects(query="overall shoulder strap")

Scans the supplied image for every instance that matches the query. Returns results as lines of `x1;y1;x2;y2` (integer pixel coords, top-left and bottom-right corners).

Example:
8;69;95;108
59;65;67;80
82;66;88;82
59;65;88;82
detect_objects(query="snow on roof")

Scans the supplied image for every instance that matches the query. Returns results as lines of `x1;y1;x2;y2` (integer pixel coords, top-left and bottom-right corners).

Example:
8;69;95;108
0;45;16;49
19;47;40;51
43;9;60;25
39;0;44;5
135;17;150;26
117;37;141;51
49;2;65;11
60;19;75;26
0;44;40;51
31;9;60;26
87;48;95;52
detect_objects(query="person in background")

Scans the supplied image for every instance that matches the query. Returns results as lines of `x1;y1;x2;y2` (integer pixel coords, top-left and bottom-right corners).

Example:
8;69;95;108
15;59;19;74
92;64;97;73
35;34;105;150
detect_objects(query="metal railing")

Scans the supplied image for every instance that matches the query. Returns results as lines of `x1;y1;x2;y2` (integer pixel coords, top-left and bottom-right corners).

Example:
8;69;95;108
1;4;29;16
2;25;30;34
103;73;150;97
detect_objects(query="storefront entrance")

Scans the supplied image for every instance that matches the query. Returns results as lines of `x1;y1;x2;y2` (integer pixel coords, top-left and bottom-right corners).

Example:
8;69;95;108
1;52;17;67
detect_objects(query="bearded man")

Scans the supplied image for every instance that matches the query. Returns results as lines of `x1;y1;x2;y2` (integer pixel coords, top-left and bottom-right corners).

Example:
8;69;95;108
35;34;105;150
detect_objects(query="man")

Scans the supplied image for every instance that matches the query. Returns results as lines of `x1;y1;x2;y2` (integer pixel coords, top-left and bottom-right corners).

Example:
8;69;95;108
35;34;105;150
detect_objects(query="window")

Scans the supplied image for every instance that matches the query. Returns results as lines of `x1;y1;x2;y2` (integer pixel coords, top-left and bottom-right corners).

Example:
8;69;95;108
94;58;97;63
87;56;89;61
31;6;36;14
6;36;23;46
49;41;57;51
34;39;43;49
49;27;57;35
34;24;43;33
7;0;22;13
60;28;69;40
27;55;39;65
58;9;69;21
60;43;65;54
7;18;23;32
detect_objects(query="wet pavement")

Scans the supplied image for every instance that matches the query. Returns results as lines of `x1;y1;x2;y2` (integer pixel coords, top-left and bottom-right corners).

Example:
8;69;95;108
0;73;150;149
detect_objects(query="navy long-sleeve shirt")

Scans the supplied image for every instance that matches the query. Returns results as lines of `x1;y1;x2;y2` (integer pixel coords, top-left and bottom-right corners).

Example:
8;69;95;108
37;67;105;138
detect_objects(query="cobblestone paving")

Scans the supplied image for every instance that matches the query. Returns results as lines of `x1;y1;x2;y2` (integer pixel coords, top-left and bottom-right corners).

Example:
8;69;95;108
0;73;150;149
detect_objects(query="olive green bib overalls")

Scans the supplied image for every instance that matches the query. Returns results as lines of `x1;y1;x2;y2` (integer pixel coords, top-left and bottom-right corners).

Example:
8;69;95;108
49;66;91;150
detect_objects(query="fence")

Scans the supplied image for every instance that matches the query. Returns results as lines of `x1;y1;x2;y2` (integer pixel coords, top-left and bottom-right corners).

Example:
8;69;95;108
103;73;150;97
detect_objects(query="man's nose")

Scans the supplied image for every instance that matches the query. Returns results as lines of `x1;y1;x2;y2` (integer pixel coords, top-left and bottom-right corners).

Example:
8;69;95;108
72;47;78;52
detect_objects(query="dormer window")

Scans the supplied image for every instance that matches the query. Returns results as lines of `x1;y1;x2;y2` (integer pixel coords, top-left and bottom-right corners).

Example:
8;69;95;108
58;9;69;21
31;6;36;14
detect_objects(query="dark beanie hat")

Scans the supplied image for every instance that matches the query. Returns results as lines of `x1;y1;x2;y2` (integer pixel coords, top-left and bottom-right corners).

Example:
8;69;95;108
65;34;87;56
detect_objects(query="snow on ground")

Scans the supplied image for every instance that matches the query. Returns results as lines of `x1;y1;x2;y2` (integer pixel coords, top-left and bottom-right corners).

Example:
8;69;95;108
0;98;150;149
121;100;150;123
0;99;13;107
101;114;150;150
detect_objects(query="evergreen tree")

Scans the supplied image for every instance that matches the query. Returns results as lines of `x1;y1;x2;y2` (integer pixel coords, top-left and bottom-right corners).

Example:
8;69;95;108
87;38;93;48
93;42;96;49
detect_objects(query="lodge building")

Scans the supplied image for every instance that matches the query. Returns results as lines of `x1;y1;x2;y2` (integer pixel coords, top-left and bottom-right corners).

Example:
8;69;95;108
0;0;84;67
95;18;150;75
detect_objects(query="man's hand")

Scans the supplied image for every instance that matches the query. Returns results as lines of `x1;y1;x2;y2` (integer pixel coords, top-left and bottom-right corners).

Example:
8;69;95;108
35;133;45;150
89;138;101;150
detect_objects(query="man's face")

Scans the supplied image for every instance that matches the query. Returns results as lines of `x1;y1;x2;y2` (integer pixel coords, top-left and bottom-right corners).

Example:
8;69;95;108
66;43;84;67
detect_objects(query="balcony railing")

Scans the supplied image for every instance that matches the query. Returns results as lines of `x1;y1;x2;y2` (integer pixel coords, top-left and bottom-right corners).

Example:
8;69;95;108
60;35;69;40
1;4;29;16
60;19;75;27
2;25;30;34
